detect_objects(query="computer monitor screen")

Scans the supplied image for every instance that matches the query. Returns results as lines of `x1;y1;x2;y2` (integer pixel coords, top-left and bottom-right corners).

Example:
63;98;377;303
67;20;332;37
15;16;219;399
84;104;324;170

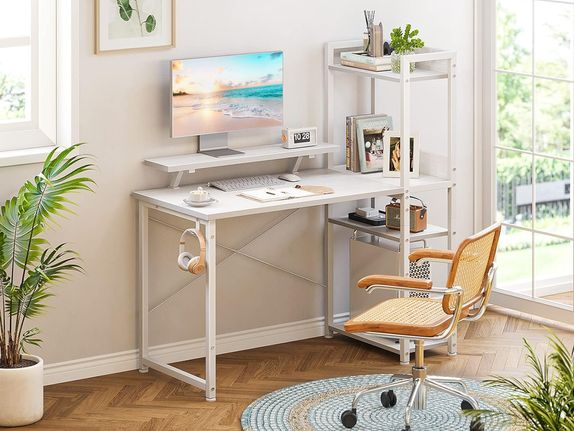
171;51;284;138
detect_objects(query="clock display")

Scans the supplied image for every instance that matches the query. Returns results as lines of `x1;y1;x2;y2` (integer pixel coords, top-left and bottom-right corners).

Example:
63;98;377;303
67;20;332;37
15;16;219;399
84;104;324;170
294;131;311;144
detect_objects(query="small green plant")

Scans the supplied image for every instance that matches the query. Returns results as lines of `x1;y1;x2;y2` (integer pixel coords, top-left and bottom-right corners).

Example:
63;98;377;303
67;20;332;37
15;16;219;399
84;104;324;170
116;0;157;36
390;24;425;54
466;334;574;430
0;144;94;368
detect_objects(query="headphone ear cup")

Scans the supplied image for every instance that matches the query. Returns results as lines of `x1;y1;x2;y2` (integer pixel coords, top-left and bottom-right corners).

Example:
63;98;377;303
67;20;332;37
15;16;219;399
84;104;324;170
188;256;199;272
178;252;194;271
192;260;205;275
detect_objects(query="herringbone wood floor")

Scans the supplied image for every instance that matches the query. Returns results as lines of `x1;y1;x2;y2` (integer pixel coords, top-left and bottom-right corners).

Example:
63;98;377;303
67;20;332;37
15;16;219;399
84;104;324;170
12;309;574;431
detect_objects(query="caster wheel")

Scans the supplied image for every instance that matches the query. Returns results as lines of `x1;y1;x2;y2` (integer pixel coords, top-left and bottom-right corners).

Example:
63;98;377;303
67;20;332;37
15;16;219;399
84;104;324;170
380;390;397;408
340;409;357;429
461;400;474;410
470;418;484;431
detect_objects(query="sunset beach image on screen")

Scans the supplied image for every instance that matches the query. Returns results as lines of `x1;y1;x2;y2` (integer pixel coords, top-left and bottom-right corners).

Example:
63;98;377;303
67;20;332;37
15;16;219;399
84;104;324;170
171;52;283;137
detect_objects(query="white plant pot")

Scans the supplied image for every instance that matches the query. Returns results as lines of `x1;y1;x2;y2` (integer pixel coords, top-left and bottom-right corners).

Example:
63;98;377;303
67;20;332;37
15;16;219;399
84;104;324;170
0;355;43;427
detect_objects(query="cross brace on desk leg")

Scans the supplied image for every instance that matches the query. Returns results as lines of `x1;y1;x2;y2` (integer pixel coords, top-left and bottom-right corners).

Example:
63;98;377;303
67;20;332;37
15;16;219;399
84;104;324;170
137;201;217;401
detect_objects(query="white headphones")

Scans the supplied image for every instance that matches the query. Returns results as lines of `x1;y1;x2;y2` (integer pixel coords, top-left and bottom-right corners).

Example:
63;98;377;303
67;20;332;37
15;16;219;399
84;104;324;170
177;228;206;275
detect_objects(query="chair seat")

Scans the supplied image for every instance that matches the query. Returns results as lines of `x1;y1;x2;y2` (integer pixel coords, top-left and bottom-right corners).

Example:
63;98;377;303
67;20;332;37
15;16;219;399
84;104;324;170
344;298;452;337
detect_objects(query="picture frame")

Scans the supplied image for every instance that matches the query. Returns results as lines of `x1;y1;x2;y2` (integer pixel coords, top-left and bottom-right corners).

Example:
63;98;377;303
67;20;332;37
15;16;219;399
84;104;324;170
355;115;394;174
382;131;420;178
95;0;175;54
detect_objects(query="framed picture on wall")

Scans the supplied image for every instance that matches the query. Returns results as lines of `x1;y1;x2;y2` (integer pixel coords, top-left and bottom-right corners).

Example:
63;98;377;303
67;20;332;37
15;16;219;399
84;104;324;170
96;0;175;53
382;131;420;178
355;115;393;174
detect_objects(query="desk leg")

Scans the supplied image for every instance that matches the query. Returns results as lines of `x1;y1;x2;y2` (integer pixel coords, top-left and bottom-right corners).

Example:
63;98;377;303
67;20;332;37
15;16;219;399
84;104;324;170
205;220;217;401
325;204;334;338
138;202;149;373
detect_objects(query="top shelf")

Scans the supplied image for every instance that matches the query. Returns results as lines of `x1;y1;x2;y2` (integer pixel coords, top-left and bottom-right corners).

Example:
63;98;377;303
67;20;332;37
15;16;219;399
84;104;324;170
326;40;455;83
144;142;338;173
328;63;448;82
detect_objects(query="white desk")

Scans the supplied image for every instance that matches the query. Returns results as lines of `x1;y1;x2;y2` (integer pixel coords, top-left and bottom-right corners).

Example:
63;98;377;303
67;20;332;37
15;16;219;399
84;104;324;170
132;167;451;400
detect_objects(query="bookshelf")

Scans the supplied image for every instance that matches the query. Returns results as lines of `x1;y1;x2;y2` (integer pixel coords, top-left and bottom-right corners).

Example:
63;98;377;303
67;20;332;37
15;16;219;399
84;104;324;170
324;40;457;363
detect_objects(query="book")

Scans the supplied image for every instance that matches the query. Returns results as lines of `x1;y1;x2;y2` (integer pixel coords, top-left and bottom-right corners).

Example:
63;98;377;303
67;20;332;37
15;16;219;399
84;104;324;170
346;114;390;172
355;115;394;174
340;51;391;66
340;59;391;72
240;187;314;203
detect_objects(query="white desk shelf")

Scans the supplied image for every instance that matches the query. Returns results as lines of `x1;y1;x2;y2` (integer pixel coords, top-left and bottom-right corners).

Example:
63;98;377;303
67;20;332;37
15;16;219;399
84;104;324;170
325;40;457;364
327;43;454;83
145;143;338;187
328;218;449;243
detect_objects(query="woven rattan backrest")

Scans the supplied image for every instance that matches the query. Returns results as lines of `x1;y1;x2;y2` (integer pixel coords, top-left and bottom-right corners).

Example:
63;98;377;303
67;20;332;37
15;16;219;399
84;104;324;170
443;224;502;314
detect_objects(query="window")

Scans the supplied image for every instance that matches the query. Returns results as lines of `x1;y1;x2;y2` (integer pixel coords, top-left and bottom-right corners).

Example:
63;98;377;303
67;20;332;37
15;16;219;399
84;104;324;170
0;0;57;153
487;0;574;314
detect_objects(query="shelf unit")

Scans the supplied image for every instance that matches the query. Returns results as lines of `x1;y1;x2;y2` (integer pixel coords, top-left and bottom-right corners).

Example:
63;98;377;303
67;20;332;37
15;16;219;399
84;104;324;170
145;142;339;188
324;40;457;363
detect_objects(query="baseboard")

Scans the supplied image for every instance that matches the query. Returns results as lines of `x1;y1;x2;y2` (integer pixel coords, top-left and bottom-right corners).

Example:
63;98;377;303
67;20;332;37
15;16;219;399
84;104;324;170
44;313;349;386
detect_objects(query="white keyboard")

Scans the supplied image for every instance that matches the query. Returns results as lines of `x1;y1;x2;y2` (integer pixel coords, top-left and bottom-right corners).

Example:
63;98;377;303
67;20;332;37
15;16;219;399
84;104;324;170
209;175;285;192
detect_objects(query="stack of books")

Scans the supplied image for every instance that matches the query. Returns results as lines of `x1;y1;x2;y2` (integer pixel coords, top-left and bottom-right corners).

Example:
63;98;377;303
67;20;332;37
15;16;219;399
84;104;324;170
340;51;391;72
346;114;393;173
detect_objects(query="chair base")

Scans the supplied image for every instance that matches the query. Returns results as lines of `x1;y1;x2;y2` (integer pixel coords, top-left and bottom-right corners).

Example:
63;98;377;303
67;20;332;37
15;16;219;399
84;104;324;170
341;366;480;430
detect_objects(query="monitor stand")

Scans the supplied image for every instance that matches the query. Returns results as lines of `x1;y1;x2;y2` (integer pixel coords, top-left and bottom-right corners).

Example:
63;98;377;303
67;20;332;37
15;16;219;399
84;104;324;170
199;133;244;157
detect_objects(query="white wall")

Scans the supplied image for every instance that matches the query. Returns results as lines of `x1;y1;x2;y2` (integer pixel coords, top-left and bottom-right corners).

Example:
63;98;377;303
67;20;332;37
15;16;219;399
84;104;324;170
0;0;475;369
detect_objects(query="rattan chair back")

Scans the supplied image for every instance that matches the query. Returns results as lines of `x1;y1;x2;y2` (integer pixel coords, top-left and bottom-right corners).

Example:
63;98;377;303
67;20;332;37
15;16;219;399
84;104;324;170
443;224;501;315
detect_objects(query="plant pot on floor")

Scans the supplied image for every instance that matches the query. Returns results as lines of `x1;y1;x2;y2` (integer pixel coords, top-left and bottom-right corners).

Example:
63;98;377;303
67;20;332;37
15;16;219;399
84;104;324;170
0;355;43;427
391;51;416;73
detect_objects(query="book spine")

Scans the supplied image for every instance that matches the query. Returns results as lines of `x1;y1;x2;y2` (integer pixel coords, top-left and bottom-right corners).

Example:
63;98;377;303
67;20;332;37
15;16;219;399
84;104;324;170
351;117;359;172
345;116;351;170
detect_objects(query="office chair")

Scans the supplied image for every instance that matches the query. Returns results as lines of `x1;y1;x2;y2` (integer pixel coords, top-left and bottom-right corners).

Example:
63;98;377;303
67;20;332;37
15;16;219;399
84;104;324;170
340;224;501;431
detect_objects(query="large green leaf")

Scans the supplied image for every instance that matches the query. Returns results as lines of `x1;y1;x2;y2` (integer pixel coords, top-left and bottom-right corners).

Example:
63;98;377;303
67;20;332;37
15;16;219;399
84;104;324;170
0;196;45;270
20;144;94;231
15;245;81;320
145;15;156;33
116;0;133;21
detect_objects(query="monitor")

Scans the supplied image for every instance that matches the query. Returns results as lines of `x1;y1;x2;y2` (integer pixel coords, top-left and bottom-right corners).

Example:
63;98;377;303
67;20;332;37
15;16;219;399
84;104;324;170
171;51;284;156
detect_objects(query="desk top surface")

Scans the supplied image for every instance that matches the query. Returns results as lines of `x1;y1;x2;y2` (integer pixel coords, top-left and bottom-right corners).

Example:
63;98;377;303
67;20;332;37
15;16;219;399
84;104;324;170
132;168;450;221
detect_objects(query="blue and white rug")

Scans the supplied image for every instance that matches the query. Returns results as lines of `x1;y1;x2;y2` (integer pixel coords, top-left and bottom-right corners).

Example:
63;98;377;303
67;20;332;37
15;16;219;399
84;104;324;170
241;374;510;431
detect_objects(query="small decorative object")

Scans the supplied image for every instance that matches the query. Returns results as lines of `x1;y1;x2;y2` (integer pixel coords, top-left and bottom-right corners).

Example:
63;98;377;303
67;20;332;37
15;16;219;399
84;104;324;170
184;187;216;207
385;196;428;233
355;115;393;174
370;22;384;57
382;131;420;178
96;0;175;53
0;144;94;426
281;127;318;149
363;10;375;53
188;187;211;203
389;24;425;73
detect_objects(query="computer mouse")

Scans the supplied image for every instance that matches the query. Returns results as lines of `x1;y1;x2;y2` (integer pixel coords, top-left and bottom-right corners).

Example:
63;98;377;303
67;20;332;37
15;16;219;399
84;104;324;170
278;173;301;182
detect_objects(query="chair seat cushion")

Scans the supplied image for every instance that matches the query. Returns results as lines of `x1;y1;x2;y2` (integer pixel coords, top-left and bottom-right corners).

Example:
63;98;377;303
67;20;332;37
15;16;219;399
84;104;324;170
344;298;452;337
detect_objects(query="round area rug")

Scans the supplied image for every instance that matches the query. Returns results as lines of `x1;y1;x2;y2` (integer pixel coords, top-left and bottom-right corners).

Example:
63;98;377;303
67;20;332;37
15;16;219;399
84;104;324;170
241;374;510;431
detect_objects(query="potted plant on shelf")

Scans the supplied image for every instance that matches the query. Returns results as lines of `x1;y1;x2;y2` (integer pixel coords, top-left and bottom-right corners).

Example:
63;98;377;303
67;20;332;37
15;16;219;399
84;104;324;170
0;144;94;426
466;334;574;430
390;24;425;73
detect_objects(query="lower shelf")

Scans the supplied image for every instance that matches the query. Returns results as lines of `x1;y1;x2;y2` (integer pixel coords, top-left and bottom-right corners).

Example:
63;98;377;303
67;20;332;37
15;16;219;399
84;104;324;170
329;323;448;355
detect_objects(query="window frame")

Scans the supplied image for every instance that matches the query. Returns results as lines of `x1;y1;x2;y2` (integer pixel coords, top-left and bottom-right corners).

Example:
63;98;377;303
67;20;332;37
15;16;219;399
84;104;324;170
0;0;78;167
478;0;574;325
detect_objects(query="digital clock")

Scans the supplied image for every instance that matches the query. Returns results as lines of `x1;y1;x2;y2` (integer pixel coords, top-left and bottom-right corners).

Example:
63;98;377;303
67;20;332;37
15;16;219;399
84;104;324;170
281;127;318;149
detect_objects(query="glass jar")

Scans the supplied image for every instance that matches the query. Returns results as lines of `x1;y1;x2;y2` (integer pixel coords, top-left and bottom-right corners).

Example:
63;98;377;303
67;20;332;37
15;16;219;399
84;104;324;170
391;51;416;73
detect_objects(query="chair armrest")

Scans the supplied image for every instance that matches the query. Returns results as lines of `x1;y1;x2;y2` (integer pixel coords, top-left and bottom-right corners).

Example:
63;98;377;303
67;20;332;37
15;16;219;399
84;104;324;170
409;248;455;263
358;275;432;290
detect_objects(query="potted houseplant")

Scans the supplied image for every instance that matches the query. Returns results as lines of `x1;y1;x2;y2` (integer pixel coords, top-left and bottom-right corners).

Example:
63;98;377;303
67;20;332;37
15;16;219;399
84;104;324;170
390;24;425;73
0;144;94;426
466;334;574;430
